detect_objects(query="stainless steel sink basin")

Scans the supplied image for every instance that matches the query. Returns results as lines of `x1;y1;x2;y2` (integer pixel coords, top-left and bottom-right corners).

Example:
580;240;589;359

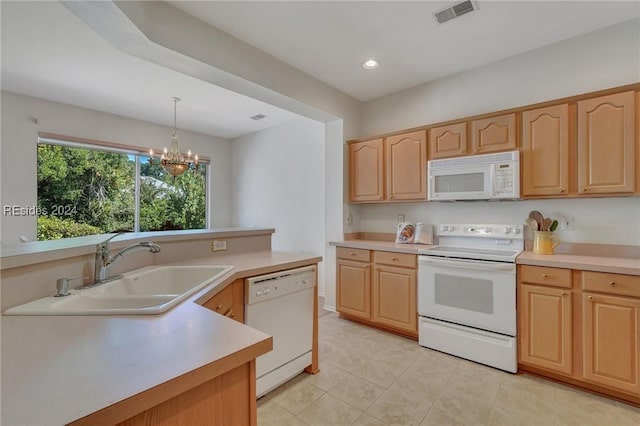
3;265;234;315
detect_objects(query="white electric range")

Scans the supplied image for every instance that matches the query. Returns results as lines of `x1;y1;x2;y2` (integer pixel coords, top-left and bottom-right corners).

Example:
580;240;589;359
417;223;523;373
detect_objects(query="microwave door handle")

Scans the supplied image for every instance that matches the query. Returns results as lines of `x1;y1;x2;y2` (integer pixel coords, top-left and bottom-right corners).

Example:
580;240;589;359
420;256;515;272
489;164;496;198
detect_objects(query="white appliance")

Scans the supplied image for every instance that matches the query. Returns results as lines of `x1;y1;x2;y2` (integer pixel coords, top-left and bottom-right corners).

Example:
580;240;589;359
418;223;523;373
245;265;316;397
427;151;520;201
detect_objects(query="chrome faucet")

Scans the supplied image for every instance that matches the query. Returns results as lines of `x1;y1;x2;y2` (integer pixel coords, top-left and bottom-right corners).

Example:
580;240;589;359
83;233;161;288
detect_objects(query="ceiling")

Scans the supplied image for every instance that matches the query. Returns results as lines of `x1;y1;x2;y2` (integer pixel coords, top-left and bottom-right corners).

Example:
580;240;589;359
2;1;639;139
172;1;640;101
0;1;303;139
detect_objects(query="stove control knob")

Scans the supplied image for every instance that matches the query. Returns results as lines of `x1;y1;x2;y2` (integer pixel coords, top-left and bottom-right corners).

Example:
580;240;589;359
504;227;512;234
442;226;449;232
484;227;492;233
448;226;455;232
514;227;521;234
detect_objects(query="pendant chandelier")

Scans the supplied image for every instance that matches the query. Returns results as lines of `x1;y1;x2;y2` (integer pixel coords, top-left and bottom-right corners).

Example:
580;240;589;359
149;97;199;177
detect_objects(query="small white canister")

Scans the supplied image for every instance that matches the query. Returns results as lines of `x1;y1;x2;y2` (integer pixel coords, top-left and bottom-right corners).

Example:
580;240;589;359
414;223;433;245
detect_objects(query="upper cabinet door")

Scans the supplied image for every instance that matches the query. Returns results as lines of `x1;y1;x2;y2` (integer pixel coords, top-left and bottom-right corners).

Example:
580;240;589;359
522;104;570;197
429;123;467;159
578;91;635;194
350;139;384;202
471;113;517;154
385;130;427;201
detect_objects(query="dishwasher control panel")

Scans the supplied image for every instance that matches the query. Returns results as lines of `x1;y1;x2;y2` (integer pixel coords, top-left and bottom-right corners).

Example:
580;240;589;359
245;265;316;304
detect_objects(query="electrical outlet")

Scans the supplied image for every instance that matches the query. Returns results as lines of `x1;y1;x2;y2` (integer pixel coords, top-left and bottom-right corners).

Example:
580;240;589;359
211;240;228;252
560;217;574;231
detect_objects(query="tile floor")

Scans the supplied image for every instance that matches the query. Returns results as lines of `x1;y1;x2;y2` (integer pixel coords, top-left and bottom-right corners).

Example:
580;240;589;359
258;308;640;426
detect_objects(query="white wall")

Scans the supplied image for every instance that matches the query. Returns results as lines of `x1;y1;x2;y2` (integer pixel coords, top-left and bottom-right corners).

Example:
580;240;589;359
350;19;640;247
0;91;233;246
354;197;640;247
361;18;640;136
231;118;327;294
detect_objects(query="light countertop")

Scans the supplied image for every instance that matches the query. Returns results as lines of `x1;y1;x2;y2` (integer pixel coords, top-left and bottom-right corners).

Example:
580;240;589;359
516;251;640;276
1;250;321;426
330;239;432;254
0;227;275;270
331;239;639;276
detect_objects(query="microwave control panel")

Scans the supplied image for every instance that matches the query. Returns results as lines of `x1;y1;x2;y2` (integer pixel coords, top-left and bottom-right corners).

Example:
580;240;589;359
494;163;517;197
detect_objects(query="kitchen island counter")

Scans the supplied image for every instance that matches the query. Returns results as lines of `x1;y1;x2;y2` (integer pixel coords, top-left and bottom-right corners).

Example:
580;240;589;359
1;250;321;426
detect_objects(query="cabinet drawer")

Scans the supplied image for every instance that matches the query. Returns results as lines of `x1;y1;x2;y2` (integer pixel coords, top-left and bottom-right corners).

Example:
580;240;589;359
337;247;371;262
373;251;416;268
582;271;640;298
520;265;571;288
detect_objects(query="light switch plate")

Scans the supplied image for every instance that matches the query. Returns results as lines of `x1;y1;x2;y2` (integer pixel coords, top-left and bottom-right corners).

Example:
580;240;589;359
211;240;228;251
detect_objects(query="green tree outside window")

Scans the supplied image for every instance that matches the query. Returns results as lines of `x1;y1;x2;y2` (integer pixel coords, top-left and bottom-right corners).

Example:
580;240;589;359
37;143;206;240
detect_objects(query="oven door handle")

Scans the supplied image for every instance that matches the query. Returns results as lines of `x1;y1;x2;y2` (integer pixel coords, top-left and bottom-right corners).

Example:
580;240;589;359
419;256;515;272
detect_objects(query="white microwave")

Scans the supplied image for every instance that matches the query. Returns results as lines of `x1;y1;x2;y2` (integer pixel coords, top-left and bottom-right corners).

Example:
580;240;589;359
428;151;520;201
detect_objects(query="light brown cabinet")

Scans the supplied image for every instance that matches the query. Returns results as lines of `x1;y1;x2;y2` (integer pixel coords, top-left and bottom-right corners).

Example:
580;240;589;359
349;138;385;202
577;91;635;194
203;278;245;323
518;265;640;403
519;282;573;375
471;113;517;154
428;114;516;160
372;251;417;335
385;131;427;200
521;104;570;196
583;293;640;394
429;122;467;159
110;362;256;426
336;248;417;338
336;247;372;320
349;131;426;203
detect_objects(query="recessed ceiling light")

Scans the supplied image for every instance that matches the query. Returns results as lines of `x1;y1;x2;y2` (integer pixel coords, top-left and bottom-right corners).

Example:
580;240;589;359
362;59;379;70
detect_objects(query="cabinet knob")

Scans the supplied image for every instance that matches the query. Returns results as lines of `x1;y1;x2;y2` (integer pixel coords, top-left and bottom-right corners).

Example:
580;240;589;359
561;292;567;296
559;188;565;193
392;257;399;262
349;252;356;256
542;274;549;279
588;296;594;301
609;281;616;286
215;304;223;311
582;188;588;192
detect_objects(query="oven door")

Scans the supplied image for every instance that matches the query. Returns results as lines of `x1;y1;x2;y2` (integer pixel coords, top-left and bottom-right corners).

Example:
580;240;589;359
418;255;516;336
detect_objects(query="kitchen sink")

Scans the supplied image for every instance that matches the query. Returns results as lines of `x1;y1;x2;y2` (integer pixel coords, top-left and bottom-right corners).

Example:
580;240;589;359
3;265;234;316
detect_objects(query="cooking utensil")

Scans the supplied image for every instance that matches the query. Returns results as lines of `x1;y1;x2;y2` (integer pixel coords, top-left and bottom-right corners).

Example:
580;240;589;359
528;211;544;231
525;218;539;231
542;218;552;232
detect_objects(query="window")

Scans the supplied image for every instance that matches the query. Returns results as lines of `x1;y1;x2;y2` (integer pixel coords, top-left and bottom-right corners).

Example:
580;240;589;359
37;138;207;240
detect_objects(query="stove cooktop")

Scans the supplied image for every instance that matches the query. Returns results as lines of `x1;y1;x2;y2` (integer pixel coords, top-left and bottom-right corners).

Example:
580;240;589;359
419;223;525;262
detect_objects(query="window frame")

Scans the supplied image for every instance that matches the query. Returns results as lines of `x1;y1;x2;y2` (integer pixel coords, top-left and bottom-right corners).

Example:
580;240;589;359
37;135;210;235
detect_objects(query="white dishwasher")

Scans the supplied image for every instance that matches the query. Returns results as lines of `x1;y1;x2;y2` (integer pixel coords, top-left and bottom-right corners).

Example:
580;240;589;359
245;265;316;397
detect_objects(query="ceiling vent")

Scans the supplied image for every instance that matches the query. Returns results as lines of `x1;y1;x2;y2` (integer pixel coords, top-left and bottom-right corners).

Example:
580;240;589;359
250;114;266;120
435;0;477;24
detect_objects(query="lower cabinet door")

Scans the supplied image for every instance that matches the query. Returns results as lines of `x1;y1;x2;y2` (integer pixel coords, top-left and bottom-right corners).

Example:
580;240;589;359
336;259;371;320
583;293;640;394
372;264;417;335
519;284;572;374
